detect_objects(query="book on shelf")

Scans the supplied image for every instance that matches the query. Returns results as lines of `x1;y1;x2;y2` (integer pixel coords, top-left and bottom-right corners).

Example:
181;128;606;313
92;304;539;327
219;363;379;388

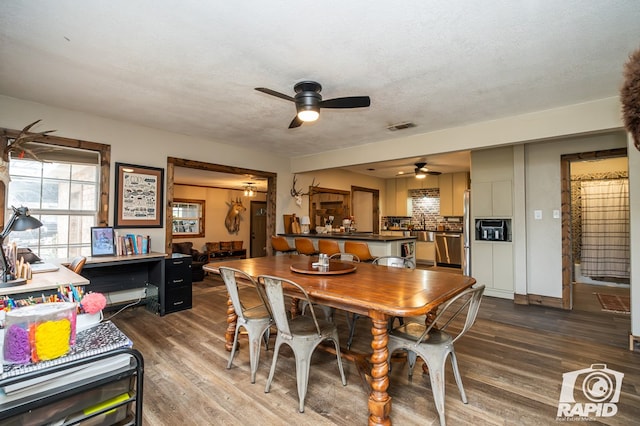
113;233;151;256
1;321;132;380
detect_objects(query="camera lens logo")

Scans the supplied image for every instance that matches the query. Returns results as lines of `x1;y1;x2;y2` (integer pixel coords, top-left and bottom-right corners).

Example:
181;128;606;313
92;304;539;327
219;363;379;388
557;364;624;419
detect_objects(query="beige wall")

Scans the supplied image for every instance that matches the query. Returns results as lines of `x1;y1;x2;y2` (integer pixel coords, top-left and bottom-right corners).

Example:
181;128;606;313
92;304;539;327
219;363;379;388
174;184;266;253
524;132;628;298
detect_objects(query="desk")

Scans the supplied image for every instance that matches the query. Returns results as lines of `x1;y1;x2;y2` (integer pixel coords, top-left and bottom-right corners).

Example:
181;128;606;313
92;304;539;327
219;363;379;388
204;255;476;426
0;266;89;296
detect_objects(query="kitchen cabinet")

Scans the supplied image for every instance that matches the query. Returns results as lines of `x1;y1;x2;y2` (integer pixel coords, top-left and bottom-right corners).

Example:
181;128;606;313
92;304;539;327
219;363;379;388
416;241;435;265
385;179;409;216
473;180;512;217
471;241;513;298
439;172;469;217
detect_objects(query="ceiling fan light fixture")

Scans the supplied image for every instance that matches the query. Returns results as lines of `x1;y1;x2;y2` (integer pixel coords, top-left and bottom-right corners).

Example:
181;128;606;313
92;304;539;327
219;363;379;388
415;171;426;179
298;105;320;121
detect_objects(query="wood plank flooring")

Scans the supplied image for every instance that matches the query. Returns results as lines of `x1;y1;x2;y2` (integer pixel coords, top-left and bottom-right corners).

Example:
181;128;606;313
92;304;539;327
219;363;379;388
110;274;639;425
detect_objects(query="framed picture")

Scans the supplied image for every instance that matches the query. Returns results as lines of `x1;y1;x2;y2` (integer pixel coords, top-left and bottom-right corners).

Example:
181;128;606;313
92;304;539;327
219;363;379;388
114;162;164;228
91;226;116;256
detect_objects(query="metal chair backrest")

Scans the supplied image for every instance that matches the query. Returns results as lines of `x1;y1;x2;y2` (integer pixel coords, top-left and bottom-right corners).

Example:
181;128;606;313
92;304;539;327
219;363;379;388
415;284;485;345
68;256;87;274
294;238;318;255
318;239;341;256
343;241;374;262
329;252;360;262
372;256;415;269
259;275;321;340
219;266;271;320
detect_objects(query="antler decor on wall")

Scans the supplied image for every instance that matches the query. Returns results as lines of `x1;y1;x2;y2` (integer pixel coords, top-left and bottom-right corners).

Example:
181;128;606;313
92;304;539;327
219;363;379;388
290;174;319;207
0;120;56;189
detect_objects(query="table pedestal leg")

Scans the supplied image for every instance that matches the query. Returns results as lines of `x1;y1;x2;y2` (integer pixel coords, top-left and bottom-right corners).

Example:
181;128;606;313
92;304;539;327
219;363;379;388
225;293;237;352
368;313;392;426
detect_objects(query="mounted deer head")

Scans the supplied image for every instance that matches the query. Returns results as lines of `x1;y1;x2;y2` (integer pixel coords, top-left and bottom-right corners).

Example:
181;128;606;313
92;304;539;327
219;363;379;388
290;174;319;206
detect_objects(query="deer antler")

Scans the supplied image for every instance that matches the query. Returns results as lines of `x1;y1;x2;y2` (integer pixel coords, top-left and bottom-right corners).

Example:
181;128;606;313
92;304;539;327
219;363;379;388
2;120;56;161
290;174;319;197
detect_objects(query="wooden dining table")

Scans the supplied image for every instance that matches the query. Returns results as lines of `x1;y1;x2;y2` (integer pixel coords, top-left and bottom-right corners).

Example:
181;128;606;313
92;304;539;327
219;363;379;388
204;254;476;426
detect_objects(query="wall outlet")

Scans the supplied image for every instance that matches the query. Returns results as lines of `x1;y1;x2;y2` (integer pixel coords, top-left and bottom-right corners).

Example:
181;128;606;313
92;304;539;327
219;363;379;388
553;209;560;219
534;210;543;220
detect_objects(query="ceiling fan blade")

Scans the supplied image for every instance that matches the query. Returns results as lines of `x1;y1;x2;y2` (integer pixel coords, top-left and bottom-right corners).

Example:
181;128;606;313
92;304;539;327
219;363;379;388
288;116;303;129
255;87;295;102
426;171;442;175
320;96;371;109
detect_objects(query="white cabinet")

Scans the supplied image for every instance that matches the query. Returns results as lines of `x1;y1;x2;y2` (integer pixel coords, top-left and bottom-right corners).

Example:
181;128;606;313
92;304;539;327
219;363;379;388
471;241;513;298
473;180;512;217
385;179;408;216
416;241;435;264
439;172;469;217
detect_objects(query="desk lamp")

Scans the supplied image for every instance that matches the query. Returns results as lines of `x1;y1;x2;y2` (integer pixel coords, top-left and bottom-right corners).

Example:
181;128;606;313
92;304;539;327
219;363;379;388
0;206;43;287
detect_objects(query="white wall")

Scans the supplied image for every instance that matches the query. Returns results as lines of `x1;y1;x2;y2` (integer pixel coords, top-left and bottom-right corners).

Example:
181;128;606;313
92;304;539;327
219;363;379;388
524;132;628;298
0;95;292;251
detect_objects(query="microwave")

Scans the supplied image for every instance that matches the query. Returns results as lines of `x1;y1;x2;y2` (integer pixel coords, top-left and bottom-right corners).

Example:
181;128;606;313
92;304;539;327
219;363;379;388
475;219;510;242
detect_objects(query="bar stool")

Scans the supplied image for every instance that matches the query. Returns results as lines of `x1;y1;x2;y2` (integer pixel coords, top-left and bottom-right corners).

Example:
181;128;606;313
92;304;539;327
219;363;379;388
344;241;375;262
271;236;296;254
294;238;319;256
318;239;341;256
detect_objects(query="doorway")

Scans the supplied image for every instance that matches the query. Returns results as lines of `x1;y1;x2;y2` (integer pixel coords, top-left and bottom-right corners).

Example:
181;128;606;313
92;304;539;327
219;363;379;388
560;148;630;311
351;186;380;233
165;157;277;256
250;201;267;257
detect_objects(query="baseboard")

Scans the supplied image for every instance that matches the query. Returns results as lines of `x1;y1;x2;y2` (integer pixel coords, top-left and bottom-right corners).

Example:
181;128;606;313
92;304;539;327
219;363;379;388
514;293;564;309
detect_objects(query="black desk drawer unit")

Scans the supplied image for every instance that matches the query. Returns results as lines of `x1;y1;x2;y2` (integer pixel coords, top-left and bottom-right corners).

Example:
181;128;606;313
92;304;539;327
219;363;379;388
163;254;192;314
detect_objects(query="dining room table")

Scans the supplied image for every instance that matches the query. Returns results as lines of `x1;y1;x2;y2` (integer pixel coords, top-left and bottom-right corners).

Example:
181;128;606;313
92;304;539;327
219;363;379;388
204;254;476;426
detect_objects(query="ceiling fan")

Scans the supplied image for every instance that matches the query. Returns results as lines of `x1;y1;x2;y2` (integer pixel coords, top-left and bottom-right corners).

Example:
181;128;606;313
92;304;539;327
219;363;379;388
255;81;371;128
401;162;442;178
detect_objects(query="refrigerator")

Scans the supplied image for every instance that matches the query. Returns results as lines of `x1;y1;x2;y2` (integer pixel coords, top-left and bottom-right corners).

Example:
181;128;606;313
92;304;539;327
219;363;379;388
462;189;471;276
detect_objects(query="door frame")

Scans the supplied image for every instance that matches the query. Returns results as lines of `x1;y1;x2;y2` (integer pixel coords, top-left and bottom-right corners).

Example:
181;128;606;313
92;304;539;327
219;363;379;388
351;185;380;234
560;147;627;309
165;157;277;255
250;200;268;258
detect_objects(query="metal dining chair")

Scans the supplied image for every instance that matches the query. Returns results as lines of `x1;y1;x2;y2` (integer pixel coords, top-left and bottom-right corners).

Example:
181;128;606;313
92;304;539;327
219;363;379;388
300;253;361;322
258;274;347;413
218;267;273;384
372;255;416;269
318;239;341;256
346;255;414;349
386;284;485;426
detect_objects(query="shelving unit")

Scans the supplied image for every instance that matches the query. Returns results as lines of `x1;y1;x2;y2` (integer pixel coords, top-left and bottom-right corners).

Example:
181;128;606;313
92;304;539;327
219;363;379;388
0;348;144;425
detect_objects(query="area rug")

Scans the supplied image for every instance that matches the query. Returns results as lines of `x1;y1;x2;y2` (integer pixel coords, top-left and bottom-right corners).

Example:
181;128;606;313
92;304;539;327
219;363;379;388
595;293;631;314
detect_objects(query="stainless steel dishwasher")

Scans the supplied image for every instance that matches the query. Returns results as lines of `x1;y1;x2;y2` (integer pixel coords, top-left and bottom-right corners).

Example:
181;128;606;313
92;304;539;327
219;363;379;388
435;232;462;267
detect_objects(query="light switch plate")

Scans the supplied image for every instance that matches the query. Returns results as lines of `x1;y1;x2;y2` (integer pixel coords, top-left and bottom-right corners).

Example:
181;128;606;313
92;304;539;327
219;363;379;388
553;209;560;219
534;210;543;220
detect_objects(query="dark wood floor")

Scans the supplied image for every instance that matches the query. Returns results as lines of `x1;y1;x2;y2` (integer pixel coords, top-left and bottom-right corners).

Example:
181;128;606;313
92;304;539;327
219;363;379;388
111;273;639;425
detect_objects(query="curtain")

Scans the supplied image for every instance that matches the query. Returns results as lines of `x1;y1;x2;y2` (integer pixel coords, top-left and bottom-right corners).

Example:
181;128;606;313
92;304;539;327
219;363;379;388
580;179;630;279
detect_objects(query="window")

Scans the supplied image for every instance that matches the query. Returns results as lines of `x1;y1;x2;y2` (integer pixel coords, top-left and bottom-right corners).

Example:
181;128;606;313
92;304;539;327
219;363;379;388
5;147;100;259
172;199;205;238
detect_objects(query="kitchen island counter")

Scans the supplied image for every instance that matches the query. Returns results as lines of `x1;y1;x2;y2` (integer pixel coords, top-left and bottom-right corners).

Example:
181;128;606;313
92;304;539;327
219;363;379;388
278;233;416;260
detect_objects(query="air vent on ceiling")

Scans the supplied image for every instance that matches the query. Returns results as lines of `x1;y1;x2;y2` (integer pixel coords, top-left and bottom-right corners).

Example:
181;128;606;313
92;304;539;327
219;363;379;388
387;121;416;131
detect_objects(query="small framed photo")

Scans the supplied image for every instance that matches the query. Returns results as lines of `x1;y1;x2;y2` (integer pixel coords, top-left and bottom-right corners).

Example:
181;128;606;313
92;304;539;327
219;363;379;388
91;227;116;257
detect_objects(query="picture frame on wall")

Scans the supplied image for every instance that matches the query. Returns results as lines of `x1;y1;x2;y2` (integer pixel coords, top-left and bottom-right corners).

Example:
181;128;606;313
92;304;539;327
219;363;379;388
91;226;116;256
114;162;164;228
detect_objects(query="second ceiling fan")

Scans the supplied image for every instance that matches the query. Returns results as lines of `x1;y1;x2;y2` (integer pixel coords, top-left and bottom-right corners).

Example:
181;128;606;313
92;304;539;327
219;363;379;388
255;81;371;128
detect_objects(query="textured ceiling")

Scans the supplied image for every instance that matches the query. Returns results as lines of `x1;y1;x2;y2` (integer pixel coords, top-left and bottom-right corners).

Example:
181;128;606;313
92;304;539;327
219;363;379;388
1;1;639;183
